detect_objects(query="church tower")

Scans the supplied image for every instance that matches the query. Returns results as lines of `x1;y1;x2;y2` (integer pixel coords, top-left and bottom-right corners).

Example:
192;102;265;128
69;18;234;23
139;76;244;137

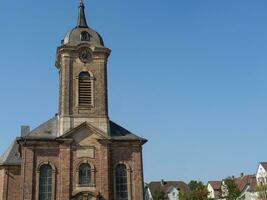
0;1;147;200
56;1;111;135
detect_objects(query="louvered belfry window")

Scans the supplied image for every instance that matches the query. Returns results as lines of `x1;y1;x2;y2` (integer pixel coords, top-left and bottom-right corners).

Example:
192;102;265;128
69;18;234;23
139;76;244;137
79;72;93;107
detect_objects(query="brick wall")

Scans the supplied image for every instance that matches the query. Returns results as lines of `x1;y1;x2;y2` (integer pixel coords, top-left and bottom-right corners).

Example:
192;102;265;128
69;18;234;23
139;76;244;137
110;142;145;200
6;166;21;200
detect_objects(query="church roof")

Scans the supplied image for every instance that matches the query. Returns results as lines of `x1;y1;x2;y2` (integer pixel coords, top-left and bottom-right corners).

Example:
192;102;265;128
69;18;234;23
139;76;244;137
110;121;147;142
22;116;58;140
62;1;104;47
0;117;146;166
0;140;21;166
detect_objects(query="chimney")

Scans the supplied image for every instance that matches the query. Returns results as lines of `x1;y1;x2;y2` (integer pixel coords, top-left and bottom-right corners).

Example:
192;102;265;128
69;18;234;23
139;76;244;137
240;172;244;178
161;179;165;186
21;125;30;137
232;176;235;180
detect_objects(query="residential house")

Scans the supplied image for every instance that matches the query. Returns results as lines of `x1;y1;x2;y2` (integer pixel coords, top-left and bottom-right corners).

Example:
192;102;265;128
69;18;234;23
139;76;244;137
207;181;221;199
235;174;257;200
146;180;190;200
256;162;267;185
207;174;257;200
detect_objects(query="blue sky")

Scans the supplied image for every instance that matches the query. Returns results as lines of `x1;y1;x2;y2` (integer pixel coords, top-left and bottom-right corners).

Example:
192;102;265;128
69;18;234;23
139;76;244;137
0;0;267;183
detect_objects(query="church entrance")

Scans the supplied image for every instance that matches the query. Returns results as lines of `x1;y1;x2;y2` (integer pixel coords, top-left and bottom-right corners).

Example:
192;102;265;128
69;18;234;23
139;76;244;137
71;192;98;200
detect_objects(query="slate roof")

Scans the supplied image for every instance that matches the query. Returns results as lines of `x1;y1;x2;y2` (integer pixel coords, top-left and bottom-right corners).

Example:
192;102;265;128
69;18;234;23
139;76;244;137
0;140;21;166
148;181;190;196
0;116;146;166
22;116;58;140
260;162;267;171
110;121;147;142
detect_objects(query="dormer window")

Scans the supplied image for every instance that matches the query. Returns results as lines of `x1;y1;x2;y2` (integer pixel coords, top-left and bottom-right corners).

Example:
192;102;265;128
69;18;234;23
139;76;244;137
81;31;90;41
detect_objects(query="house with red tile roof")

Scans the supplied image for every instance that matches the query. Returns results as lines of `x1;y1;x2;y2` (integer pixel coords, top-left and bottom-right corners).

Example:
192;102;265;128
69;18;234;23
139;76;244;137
234;174;258;200
207;174;257;200
207;181;221;199
146;180;190;200
256;162;267;185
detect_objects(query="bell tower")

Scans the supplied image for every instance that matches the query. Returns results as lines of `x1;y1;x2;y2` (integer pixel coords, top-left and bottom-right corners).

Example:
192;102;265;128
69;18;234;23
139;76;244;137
55;0;111;135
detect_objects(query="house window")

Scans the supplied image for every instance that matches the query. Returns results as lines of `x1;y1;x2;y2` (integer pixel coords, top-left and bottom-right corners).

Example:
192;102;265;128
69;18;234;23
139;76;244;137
79;163;91;186
79;72;93;107
39;164;53;200
115;164;128;200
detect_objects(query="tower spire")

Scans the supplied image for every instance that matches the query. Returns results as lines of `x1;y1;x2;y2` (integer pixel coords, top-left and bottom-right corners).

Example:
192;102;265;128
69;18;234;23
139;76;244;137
77;0;88;28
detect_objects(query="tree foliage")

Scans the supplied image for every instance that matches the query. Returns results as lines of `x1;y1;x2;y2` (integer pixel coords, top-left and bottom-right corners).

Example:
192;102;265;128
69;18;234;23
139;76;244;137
222;178;241;200
184;180;209;200
152;187;166;200
256;184;267;200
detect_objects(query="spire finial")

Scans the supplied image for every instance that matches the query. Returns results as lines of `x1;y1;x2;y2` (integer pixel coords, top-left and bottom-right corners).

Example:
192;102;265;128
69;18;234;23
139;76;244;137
77;0;88;28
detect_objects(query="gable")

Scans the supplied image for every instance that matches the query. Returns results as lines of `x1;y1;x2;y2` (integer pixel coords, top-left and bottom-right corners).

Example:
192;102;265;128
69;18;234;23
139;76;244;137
72;126;101;146
256;163;267;181
59;122;109;146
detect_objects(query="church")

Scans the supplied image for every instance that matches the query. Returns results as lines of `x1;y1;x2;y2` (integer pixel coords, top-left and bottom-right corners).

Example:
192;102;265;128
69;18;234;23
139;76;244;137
0;1;147;200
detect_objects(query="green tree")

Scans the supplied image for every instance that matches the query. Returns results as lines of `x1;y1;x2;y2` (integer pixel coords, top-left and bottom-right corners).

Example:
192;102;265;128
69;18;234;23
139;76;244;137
178;191;188;200
187;180;209;200
256;184;267;200
152;187;166;200
223;178;241;200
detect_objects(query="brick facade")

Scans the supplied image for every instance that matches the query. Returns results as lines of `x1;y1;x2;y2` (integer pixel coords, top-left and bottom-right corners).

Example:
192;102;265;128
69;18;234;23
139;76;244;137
0;166;21;200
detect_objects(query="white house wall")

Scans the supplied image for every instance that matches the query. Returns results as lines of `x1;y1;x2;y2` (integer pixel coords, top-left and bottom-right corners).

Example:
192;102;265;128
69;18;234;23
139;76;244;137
256;164;267;185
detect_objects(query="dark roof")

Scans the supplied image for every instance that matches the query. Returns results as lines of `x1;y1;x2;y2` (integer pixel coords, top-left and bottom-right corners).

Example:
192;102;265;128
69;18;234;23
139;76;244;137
0;116;58;165
148;181;190;195
208;181;221;190
0;117;146;166
110;121;147;143
260;162;267;171
24;116;58;139
0;140;21;166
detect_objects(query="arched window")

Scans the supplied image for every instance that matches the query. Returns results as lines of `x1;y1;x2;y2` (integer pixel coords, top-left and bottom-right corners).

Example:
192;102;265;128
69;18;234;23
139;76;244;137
80;31;90;41
79;72;93;107
115;164;128;200
79;163;91;186
39;164;53;200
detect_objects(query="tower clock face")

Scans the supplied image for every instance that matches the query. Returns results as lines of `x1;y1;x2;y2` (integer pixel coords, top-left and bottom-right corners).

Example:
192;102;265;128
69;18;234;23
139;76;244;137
78;47;92;63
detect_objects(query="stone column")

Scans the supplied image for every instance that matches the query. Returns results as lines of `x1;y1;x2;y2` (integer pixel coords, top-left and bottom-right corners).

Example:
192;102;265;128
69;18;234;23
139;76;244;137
99;141;110;200
59;144;71;200
20;146;35;200
133;145;144;200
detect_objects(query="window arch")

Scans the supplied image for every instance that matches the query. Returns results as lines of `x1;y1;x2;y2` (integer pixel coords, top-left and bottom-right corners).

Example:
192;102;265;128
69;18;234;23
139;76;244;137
39;164;53;200
80;31;91;41
115;164;128;200
79;72;93;107
79;163;91;186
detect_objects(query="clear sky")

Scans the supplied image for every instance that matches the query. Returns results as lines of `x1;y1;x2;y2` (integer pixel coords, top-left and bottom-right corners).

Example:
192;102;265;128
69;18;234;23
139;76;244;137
0;0;267;183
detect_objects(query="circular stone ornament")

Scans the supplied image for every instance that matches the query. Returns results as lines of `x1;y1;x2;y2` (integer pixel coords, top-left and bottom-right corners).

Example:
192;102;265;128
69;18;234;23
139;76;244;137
78;47;92;63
